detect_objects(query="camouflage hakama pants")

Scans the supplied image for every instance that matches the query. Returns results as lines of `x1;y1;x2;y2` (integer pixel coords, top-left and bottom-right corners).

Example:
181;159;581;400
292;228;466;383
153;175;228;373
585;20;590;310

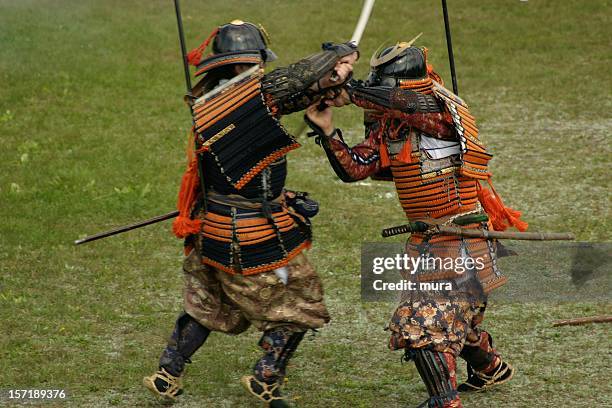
182;249;330;334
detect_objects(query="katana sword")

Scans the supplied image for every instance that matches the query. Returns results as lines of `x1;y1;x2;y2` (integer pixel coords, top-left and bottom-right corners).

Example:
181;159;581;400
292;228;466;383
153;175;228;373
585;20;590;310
330;0;375;80
297;0;376;136
381;221;575;241
350;0;376;46
327;0;375;84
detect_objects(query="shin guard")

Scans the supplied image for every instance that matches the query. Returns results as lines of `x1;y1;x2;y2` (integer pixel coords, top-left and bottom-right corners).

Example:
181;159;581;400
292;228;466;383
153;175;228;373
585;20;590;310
408;349;462;408
244;328;305;407
159;311;211;376
253;328;305;383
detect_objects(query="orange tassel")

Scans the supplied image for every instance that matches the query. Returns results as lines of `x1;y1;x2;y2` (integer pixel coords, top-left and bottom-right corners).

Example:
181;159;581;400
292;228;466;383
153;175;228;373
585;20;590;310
487;180;528;232
477;184;507;231
503;207;529;232
379;141;391;168
173;215;202;238
477;180;528;232
172;155;203;238
374;115;391;168
186;27;219;66
396;137;412;163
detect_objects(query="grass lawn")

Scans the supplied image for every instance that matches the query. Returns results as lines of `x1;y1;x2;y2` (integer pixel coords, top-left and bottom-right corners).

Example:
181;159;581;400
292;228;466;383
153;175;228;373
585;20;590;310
1;0;610;406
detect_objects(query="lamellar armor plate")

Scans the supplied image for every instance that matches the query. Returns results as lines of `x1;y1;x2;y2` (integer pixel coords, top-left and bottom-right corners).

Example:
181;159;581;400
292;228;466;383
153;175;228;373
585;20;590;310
192;67;299;190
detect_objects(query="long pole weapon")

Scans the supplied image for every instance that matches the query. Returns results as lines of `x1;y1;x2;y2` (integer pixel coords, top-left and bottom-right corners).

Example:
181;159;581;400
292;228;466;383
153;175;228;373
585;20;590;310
441;0;459;95
553;315;612;327
174;0;208;214
74;1;201;246
174;0;192;93
74;210;179;245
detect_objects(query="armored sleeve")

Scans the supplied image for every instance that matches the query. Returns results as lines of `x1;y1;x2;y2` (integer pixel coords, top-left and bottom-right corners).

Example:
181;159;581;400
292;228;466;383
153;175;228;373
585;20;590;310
347;81;455;139
346;80;443;114
304;115;381;182
262;42;357;115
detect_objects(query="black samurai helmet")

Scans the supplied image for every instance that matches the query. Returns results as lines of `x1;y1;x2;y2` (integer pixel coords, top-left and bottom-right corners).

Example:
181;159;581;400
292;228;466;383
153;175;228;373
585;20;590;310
213;20;276;62
193;20;276;77
366;41;427;87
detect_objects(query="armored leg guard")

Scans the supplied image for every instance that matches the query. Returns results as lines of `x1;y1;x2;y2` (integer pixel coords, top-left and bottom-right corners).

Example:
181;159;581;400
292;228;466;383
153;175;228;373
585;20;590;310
242;328;306;407
406;349;462;408
458;331;514;392
143;312;211;401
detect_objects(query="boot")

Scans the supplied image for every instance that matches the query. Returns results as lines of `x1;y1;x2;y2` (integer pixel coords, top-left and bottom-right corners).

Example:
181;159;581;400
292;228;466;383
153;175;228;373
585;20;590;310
143;367;183;402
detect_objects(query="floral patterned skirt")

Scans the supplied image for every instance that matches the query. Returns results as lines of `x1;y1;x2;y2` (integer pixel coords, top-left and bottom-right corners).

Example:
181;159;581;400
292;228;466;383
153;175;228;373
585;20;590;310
388;294;486;356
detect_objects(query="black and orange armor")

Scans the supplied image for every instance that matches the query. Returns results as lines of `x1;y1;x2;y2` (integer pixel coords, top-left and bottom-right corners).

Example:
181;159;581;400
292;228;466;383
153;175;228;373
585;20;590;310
146;20;357;406
309;43;518;408
315;46;527;294
173;30;357;275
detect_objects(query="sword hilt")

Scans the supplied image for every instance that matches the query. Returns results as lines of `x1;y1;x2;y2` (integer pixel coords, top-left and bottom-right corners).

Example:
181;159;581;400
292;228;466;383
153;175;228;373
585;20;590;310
381;221;428;238
452;213;488;226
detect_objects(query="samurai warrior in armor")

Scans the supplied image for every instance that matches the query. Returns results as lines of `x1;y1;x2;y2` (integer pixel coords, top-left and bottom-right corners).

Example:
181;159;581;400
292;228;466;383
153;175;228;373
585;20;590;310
143;20;358;407
306;42;524;407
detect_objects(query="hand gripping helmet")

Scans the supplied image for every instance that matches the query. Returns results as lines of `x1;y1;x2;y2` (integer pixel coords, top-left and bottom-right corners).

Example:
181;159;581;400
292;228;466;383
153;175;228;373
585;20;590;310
365;43;427;87
188;20;277;77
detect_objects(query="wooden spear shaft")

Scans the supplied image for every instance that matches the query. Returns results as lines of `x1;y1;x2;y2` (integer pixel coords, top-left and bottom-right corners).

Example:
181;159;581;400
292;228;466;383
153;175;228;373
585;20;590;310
552;315;612;327
74;210;179;245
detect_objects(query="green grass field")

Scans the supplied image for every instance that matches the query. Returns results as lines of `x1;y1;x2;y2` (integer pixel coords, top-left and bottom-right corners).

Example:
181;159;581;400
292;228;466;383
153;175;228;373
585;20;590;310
1;0;610;406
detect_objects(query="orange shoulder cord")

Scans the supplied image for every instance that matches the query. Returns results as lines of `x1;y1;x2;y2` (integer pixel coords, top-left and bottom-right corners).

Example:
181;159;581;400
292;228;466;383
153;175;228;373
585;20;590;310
379;139;391;168
371;113;391;168
477;178;528;232
396;136;412;163
394;61;441;163
426;63;444;86
186;27;219;66
172;128;204;238
389;121;412;164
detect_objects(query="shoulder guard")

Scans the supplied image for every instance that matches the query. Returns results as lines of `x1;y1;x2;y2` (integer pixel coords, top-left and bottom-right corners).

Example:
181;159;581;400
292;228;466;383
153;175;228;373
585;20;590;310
431;80;492;180
432;80;468;107
262;42;358;114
